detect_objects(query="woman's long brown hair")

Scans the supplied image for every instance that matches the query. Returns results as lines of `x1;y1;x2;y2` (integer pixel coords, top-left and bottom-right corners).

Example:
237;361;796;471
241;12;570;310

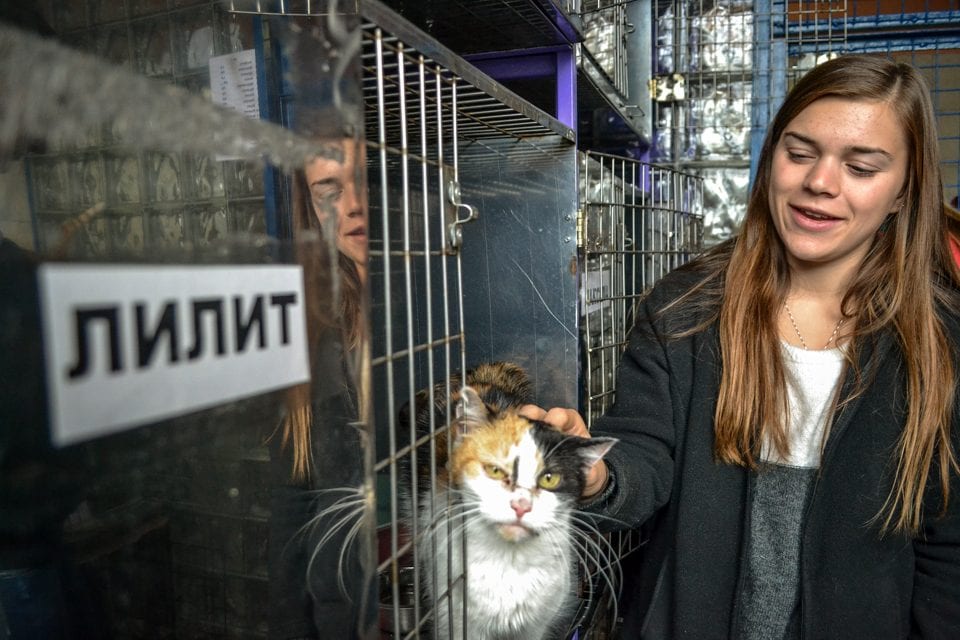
682;55;959;534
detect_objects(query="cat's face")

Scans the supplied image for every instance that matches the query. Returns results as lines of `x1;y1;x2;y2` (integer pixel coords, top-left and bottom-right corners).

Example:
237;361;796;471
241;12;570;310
449;387;614;543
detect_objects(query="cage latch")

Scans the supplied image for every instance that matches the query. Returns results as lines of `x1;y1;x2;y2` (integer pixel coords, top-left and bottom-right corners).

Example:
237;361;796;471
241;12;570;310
445;180;478;253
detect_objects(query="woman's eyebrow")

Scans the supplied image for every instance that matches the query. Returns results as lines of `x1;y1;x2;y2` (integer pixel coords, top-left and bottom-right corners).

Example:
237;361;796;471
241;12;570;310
783;130;893;159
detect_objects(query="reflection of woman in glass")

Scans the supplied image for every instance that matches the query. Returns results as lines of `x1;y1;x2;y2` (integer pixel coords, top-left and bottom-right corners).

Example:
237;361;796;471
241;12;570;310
268;137;372;639
303;139;368;280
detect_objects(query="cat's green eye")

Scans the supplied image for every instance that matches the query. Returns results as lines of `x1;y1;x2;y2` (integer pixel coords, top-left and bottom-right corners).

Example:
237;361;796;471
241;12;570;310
484;464;506;481
538;472;561;490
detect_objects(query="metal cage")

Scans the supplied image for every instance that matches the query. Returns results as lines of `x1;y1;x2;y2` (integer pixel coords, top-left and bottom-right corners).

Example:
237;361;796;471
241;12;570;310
357;3;587;638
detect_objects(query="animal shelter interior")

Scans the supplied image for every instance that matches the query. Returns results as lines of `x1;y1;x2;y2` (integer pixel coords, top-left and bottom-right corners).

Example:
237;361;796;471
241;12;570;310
0;0;958;638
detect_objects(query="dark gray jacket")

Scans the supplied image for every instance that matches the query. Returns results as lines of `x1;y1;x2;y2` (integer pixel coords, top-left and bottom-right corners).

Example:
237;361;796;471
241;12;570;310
587;266;960;639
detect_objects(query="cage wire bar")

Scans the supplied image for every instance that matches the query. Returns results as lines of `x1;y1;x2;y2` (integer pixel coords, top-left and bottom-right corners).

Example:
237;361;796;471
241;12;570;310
363;20;475;640
650;0;768;245
794;0;960;212
184;4;960;639
353;5;584;637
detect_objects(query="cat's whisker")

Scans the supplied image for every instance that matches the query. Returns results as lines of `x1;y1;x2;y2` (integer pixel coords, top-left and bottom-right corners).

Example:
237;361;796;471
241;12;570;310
306;496;365;545
539;523;622;628
418;506;484;545
299;486;369;525
565;522;623;627
291;485;370;603
565;517;620;566
568;516;624;581
571;508;633;530
574;533;620;591
297;495;366;550
333;511;370;599
284;488;361;552
309;509;367;602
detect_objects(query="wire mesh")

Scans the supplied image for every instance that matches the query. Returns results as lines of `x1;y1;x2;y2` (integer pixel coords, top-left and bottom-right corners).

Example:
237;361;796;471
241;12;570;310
579;150;704;427
225;4;595;638
651;0;762;245
224;1;957;637
580;0;631;97
363;22;466;639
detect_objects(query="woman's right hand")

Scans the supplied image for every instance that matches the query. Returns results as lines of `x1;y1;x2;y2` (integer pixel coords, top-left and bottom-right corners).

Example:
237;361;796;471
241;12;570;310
518;404;609;498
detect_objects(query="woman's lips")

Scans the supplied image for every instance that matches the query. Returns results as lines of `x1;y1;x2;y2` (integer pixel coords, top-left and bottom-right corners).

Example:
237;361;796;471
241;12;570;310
791;204;841;230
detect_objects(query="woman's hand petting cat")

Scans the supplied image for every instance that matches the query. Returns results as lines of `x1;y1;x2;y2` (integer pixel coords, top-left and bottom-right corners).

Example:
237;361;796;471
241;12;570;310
519;405;609;499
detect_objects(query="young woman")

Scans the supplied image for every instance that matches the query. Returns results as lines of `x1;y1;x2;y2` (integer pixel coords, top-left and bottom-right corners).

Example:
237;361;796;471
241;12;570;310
525;55;960;638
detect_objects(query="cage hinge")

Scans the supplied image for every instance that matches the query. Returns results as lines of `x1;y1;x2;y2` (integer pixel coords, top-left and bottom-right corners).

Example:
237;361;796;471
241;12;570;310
445;180;478;254
576;208;585;248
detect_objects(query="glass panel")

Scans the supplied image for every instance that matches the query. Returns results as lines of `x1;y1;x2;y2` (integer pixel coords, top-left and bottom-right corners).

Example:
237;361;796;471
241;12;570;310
1;4;375;639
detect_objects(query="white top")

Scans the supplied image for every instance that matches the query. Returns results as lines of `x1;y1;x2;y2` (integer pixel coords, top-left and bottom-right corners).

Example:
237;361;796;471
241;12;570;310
760;342;845;468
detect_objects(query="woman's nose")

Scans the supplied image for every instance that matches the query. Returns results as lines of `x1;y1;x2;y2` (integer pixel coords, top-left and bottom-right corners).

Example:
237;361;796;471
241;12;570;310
340;183;363;218
803;158;840;197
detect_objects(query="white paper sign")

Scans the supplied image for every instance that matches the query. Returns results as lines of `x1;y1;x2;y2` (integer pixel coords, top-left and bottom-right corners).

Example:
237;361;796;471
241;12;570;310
209;49;261;119
39;264;310;447
580;268;612;316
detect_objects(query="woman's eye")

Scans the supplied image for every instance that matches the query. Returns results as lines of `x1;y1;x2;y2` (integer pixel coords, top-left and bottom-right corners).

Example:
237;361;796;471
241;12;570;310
484;464;506;480
786;150;813;162
847;165;877;177
313;188;343;206
538;472;561;490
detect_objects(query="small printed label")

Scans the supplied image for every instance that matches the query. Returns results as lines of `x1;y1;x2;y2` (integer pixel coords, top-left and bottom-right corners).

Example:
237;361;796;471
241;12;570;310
39;264;310;446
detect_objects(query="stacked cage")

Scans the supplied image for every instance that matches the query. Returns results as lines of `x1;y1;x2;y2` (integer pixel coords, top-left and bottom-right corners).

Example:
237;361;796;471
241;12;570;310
218;2;705;637
7;0;711;637
808;0;958;208
13;4;293;636
348;1;705;637
9;0;957;638
26;1;271;256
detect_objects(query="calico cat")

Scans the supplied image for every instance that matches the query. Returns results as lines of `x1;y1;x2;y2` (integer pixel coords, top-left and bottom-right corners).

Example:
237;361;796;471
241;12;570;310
400;362;617;640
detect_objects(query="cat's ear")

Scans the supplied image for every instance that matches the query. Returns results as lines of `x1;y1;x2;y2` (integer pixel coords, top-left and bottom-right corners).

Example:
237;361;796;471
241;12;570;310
455;385;489;439
576;437;617;472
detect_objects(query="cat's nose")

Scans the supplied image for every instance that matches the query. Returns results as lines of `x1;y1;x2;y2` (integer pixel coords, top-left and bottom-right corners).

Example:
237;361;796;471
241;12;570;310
510;497;532;519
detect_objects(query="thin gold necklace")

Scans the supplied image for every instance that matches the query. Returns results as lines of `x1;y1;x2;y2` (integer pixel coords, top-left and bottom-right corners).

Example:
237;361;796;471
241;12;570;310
783;302;844;350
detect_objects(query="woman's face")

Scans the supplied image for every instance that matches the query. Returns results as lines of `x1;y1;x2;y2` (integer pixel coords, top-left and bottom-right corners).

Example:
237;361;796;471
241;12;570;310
304;141;368;271
768;97;908;275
